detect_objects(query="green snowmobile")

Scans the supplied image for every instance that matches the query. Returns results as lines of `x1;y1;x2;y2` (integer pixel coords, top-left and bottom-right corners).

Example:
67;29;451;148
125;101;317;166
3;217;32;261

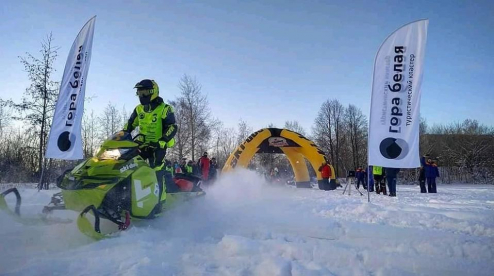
0;132;205;239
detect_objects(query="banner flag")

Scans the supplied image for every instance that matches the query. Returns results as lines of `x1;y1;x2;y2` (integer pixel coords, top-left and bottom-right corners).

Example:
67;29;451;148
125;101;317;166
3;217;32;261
46;16;96;159
368;19;428;168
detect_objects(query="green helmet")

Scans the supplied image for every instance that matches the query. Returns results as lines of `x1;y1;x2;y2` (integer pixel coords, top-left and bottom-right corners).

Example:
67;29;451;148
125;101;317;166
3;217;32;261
134;79;159;105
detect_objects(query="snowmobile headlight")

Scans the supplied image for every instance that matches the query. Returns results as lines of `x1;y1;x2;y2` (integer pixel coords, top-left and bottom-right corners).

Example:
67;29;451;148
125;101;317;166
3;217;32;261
99;148;132;160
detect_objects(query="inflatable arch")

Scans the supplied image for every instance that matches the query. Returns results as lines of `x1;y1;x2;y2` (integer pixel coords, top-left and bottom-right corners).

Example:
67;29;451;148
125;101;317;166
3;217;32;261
222;128;335;189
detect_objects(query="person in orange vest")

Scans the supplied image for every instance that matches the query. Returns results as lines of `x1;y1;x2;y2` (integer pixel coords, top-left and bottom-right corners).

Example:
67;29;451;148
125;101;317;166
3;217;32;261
318;162;333;190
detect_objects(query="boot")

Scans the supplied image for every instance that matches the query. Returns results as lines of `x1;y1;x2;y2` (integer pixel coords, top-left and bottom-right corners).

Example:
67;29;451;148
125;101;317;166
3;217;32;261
381;183;387;195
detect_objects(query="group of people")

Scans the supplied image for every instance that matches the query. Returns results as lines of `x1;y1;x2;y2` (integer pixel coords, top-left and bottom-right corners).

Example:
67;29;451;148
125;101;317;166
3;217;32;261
370;166;400;197
166;153;219;184
419;155;439;193
350;156;439;197
352;166;398;196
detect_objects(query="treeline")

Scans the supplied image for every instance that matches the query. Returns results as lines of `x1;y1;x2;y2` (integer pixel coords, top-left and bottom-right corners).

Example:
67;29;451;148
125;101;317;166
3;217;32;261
1;35;493;185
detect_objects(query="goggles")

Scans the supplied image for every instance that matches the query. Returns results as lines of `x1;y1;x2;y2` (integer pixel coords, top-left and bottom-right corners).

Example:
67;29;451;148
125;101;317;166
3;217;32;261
136;89;153;97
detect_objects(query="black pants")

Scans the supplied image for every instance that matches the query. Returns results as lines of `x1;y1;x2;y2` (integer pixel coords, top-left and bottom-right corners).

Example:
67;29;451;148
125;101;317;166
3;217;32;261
427;177;437;193
374;176;386;195
139;147;168;199
419;179;427;193
139;147;167;169
356;179;364;189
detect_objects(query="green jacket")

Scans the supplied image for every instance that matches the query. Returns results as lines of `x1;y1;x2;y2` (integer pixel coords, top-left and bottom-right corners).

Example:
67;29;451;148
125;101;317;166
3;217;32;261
373;166;383;176
124;97;177;147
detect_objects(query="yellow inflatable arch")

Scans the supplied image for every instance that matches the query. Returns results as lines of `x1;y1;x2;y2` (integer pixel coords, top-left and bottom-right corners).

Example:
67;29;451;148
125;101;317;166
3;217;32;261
222;128;335;189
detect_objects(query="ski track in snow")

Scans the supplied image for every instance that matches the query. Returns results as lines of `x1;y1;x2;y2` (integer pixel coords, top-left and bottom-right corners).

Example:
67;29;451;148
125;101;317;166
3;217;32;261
0;170;493;276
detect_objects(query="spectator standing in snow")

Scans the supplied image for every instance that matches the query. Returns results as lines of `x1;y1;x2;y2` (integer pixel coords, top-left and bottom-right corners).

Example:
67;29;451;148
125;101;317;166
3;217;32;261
421;156;439;193
418;166;426;193
318;162;334;190
368;165;375;192
209;157;218;184
179;158;187;173
185;160;194;175
355;167;365;189
385;167;400;197
373;165;386;195
363;169;368;190
198;152;211;182
173;161;182;174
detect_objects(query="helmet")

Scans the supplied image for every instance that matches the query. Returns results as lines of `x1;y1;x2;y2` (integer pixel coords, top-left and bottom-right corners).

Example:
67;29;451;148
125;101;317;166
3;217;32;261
134;79;159;105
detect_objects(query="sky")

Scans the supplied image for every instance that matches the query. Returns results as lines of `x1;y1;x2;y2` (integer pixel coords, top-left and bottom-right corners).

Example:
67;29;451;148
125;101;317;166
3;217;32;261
1;0;493;133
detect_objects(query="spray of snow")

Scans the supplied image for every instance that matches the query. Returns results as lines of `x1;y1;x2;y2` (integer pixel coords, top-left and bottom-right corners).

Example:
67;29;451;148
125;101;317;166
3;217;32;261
1;170;493;275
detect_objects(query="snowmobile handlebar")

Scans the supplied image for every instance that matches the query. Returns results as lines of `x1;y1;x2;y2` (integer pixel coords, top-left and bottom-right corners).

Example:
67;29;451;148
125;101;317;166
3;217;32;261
132;134;147;146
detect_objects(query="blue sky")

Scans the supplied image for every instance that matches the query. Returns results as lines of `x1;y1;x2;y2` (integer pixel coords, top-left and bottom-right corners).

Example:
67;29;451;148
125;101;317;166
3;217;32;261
1;0;493;132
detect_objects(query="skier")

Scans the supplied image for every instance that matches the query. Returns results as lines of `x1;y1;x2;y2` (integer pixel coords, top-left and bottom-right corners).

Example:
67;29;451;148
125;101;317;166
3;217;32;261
123;79;177;199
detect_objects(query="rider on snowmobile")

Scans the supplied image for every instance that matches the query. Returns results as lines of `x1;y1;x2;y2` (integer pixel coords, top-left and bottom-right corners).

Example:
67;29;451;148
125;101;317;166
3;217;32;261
123;79;177;199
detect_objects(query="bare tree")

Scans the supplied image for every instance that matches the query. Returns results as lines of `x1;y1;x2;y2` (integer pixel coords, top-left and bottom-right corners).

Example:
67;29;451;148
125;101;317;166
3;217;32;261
82;110;99;158
284;120;306;136
100;102;121;139
0;99;11;137
313;99;345;176
177;75;212;161
168;99;190;160
237;119;253;145
10;33;59;188
210;122;238;167
344;105;368;170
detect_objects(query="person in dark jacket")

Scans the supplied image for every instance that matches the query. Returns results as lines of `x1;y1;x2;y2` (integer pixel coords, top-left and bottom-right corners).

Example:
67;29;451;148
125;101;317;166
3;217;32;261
385;167;400;197
209;157;218;184
355;167;365;189
368;165;374;192
363;169;368;190
418;166;426;193
421;156;439;193
179;158;187;173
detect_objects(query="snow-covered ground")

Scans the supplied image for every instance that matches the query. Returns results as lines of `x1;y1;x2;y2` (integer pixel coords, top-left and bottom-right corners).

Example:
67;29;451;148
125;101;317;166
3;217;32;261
1;170;493;276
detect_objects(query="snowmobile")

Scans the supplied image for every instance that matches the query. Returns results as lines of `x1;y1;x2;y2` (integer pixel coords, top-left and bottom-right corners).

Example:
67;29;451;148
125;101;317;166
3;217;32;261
0;132;205;239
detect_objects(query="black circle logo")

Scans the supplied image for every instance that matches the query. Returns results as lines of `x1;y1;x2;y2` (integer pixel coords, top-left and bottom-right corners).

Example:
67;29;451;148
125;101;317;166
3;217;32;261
379;138;409;160
139;113;145;120
57;131;73;152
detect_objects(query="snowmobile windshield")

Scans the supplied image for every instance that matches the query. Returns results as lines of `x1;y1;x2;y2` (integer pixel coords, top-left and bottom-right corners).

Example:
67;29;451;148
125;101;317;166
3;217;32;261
98;148;133;160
